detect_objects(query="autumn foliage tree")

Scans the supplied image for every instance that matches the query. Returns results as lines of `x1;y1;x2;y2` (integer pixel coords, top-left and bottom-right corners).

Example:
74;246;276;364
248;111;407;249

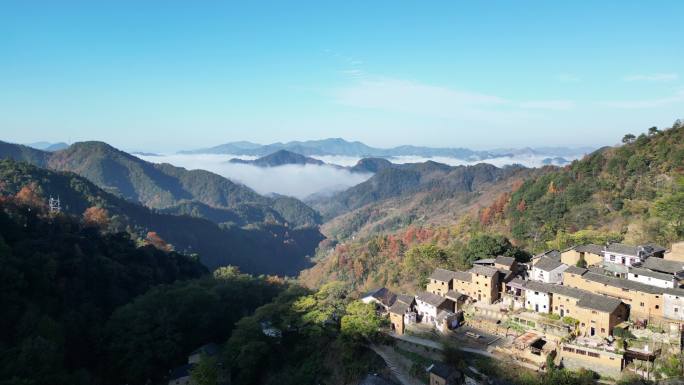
14;183;45;208
82;206;110;228
146;231;173;252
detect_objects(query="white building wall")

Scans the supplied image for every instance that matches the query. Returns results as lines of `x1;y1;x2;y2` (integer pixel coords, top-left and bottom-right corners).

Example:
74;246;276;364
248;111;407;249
663;293;684;321
604;252;642;266
524;289;551;313
532;264;568;284
627;273;675;289
415;299;438;324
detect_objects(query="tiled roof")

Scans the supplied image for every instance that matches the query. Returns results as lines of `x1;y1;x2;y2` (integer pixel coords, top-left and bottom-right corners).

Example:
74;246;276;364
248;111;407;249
564;265;588;275
534;250;561;260
445;290;465;300
605;243;640;256
469;265;498;277
495;255;516;267
581;272;663;294
473;258;496;265
363;287;397;307
452;270;472;282
628;267;676;282
641;258;684;274
534;257;566;272
523;280;623;313
574;244;605;255
416;291;449;307
429;268;459;282
663;287;684;297
576;293;623;313
395;294;415;305
389;301;410;315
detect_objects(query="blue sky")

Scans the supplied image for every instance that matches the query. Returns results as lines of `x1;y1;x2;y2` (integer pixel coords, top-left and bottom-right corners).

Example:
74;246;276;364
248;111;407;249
1;1;683;152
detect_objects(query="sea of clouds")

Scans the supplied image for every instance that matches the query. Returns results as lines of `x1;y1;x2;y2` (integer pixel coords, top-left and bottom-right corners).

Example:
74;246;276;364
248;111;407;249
137;154;373;200
138;152;587;199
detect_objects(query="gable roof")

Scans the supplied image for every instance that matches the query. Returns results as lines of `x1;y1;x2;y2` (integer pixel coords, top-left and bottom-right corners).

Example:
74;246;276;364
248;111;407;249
581;272;663;294
523;280;623;313
389;301;410;315
564;265;588;275
574;244;605;255
534;250;561;260
395;294;415;306
445;290;465;301
629;267;676;282
429;268;459;282
495;255;516;267
605;243;665;257
363;287;397;307
576;293;623;313
641;258;684;275
469;265;498;277
452;270;472;282
534;257;566;272
416;292;450;307
473;258;496;265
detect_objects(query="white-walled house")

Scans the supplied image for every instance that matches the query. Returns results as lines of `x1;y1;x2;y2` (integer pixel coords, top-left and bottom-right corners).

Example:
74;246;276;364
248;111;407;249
522;281;552;313
663;288;684;321
415;292;453;326
627;267;677;289
532;257;568;284
603;243;665;267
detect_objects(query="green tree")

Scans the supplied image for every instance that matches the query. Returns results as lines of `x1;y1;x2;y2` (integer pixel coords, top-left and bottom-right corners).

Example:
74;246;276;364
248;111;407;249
340;301;386;341
190;354;219;385
622;134;636;144
653;179;684;238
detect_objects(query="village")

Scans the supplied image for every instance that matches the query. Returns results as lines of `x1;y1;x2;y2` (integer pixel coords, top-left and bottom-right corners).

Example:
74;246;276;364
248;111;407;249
361;241;684;383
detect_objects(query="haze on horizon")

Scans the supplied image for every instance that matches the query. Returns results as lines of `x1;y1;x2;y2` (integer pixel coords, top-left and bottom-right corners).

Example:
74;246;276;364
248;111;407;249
1;1;683;152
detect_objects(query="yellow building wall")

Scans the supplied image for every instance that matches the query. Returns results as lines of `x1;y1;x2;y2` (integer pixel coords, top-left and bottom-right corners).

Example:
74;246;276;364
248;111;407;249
665;241;684;262
562;271;663;322
427;279;450;296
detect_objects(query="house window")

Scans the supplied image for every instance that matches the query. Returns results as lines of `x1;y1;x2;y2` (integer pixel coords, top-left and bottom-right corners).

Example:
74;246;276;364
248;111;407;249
640;302;645;307
655;305;660;309
675;307;679;313
634;274;639;278
610;255;615;261
601;328;605;333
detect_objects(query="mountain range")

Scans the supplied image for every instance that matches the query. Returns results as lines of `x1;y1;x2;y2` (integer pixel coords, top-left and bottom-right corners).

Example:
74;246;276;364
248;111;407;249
181;137;594;160
0;140;321;229
227;149;393;174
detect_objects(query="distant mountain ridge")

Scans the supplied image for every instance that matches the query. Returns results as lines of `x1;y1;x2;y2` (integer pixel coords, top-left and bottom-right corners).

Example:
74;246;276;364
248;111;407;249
0;140;321;228
26;141;70;151
182;137;594;160
229;149;325;167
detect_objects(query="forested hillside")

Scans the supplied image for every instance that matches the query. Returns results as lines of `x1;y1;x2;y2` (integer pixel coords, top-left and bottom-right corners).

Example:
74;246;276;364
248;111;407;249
310;162;537;240
0;160;323;274
484;121;684;250
0;195;211;384
301;121;684;293
0;141;320;228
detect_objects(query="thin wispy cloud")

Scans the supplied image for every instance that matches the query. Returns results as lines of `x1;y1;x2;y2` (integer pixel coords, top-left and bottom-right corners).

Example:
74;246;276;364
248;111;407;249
558;73;581;83
598;90;684;109
623;73;679;82
519;100;576;111
332;76;575;123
